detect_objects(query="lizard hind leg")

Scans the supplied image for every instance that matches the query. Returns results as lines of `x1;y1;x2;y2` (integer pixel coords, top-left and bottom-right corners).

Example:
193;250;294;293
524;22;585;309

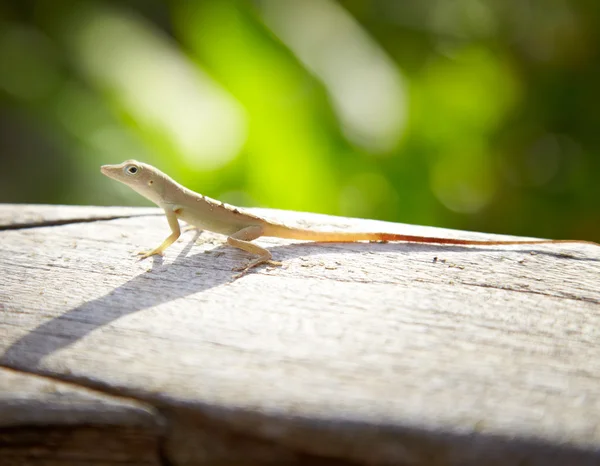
227;226;282;278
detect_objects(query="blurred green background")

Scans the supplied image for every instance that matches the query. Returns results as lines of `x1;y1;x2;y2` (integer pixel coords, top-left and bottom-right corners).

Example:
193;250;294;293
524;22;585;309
1;0;599;241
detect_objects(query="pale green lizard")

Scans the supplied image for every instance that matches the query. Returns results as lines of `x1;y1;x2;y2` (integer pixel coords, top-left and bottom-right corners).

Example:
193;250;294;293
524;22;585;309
101;160;599;276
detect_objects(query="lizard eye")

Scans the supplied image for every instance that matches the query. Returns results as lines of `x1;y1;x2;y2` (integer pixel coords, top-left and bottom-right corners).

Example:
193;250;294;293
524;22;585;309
125;165;139;175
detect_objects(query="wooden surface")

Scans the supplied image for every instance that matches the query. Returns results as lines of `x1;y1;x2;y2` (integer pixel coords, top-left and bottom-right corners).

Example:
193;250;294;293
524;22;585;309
1;203;599;465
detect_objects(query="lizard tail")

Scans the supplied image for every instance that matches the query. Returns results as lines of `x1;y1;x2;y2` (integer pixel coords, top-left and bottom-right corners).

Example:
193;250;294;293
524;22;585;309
262;225;600;246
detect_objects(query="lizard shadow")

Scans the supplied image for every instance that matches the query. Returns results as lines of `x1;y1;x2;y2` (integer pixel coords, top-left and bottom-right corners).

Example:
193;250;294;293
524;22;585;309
0;231;237;369
2;233;598;370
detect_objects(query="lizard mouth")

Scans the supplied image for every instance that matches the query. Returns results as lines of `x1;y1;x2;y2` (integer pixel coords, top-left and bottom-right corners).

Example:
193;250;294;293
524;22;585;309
100;165;117;179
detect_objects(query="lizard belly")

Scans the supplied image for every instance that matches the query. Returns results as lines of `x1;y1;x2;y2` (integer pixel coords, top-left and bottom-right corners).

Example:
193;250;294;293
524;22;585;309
174;205;248;236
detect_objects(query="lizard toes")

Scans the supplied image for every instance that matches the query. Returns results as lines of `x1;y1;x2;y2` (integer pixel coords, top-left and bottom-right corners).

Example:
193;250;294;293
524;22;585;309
137;250;164;260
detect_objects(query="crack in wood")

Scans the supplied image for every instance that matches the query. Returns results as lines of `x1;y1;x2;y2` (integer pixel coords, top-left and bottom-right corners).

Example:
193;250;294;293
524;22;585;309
0;364;152;407
460;280;600;304
0;214;162;231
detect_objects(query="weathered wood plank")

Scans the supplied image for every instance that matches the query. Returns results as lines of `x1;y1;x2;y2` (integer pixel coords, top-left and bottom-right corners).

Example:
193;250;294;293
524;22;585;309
1;203;599;465
0;367;161;465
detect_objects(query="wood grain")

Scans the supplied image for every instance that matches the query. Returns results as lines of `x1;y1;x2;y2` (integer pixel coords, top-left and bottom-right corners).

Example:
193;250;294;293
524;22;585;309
1;203;599;465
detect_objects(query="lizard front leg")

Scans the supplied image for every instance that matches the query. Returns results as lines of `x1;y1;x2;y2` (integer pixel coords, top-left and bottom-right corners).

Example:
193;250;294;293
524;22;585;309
138;207;181;259
227;225;282;278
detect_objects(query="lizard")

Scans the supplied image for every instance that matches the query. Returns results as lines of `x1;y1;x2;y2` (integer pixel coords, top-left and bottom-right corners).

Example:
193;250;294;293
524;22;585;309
101;160;599;276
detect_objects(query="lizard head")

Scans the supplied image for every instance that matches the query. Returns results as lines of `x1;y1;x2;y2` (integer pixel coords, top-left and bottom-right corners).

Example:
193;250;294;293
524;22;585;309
101;160;165;204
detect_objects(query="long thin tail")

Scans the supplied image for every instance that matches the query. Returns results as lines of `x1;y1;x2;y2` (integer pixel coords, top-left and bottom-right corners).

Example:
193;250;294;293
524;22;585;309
262;224;599;246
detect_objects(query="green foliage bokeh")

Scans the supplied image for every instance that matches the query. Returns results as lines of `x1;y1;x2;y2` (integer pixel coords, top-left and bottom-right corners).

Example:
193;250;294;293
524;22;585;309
0;0;598;241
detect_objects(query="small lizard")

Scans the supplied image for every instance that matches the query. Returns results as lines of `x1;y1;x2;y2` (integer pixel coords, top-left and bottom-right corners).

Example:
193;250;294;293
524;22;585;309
101;160;599;276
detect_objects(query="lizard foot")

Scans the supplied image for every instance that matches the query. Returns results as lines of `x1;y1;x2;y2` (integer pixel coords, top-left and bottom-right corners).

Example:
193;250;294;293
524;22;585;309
137;249;165;260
